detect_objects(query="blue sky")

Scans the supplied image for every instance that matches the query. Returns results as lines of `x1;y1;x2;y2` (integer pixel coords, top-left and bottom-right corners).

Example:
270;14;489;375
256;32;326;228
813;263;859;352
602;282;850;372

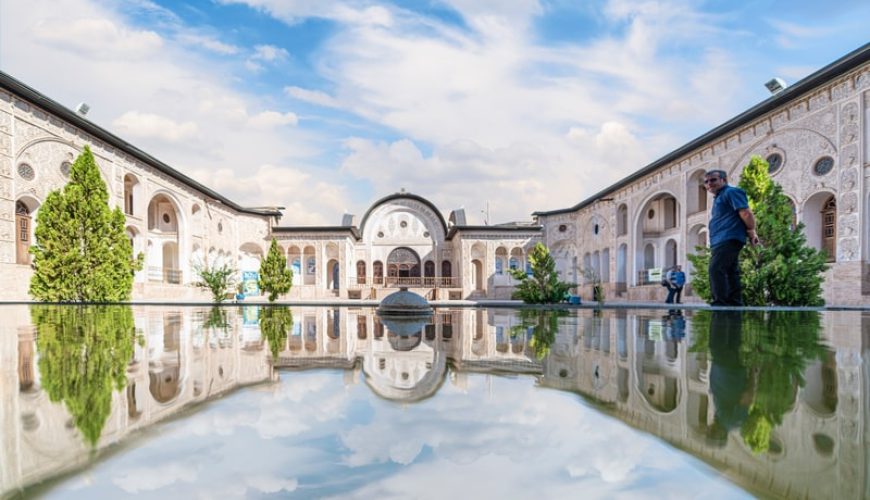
1;0;868;224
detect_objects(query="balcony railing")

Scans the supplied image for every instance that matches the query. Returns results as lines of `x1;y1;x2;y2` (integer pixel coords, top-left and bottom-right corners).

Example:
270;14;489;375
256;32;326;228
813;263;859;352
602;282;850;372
351;277;459;288
148;266;182;284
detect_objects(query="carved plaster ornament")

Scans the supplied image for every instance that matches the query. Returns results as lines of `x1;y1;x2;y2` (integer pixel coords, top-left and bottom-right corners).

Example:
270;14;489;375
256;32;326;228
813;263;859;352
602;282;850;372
840;193;858;214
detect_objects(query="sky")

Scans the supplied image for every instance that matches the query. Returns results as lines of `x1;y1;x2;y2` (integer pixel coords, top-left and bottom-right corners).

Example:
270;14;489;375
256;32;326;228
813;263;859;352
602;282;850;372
44;371;751;499
1;0;868;225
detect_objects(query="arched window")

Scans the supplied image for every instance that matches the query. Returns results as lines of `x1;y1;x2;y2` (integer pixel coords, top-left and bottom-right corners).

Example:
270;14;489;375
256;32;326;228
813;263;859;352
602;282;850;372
387;247;421;280
617;204;628;236
495;247;508;275
373;261;384;284
424;260;435;277
822;196;836;262
441;260;452;277
356;260;366;284
15;201;31;265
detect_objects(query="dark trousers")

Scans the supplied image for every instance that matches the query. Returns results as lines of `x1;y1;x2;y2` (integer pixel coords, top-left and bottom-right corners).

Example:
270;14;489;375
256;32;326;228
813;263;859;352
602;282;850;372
709;239;744;306
665;286;683;304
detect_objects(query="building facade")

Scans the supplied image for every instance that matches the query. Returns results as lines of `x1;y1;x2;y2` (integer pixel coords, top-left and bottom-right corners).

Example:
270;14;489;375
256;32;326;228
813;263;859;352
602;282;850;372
536;43;870;305
0;72;540;302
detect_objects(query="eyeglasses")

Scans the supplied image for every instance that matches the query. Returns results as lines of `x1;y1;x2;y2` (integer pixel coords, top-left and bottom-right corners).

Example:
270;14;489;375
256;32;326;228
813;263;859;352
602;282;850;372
703;178;720;184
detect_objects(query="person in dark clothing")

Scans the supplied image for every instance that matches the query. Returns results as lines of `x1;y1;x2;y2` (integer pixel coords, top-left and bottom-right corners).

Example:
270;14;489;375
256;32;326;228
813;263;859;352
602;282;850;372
665;264;686;304
704;170;759;306
705;311;751;446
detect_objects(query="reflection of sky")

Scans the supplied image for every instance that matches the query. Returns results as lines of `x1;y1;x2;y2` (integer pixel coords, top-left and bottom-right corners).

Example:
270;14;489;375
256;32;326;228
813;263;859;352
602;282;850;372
44;372;749;499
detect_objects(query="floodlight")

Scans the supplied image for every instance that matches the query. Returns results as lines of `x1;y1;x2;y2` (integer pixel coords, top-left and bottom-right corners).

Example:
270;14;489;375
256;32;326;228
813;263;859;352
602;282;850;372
764;78;787;95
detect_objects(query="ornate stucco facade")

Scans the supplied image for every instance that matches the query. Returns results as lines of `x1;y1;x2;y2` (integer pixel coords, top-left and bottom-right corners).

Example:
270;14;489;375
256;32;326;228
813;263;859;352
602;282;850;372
536;43;870;305
0;73;540;302
2;44;870;304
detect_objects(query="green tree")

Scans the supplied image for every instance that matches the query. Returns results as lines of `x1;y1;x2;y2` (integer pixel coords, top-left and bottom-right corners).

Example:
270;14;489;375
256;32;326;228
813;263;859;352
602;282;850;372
29;145;142;301
32;304;136;446
690;309;825;453
258;239;294;302
509;243;575;304
194;260;237;302
688;155;828;306
259;306;294;359
510;309;566;359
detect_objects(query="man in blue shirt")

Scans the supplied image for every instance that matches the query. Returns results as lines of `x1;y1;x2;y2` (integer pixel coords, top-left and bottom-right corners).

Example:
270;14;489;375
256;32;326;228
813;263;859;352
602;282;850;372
705;170;759;306
665;264;686;304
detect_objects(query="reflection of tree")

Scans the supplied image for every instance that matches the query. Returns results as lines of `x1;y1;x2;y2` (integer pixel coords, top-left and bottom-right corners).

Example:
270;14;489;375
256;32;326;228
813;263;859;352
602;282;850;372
691;310;825;453
32;305;136;446
203;306;229;332
259;306;293;359
510;309;566;359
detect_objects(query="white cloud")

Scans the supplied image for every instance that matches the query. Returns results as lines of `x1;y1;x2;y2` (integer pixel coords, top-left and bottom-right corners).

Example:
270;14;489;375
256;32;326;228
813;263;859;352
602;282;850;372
251;44;289;62
113;111;200;142
177;33;240;55
285;86;341;108
112;463;198;493
32;17;163;59
244;474;298;493
247;110;299;128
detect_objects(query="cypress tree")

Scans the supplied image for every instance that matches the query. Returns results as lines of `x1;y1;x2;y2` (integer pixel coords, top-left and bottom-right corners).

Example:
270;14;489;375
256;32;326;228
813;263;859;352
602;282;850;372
258;238;293;302
509;242;574;303
687;155;828;306
29;145;141;302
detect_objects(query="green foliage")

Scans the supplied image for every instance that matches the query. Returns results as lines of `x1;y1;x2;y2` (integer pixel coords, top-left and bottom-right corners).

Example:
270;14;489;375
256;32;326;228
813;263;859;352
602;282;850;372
687;155;828;306
509;243;575;304
581;268;604;305
29;146;142;302
510;309;566;359
259;306;294;359
32;305;136;446
690;309;826;453
194;260;237;302
203;306;230;331
258;239;294;302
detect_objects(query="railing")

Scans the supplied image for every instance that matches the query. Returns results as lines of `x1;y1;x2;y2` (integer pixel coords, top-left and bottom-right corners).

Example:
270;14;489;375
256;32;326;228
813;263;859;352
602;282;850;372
347;276;461;289
148;266;182;284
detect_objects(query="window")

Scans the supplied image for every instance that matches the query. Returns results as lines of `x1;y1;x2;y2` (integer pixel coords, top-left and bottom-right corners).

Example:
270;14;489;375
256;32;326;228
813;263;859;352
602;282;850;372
558;224;567;232
60;161;71;177
593;223;599;235
814;157;834;176
766;153;783;174
17;163;34;181
356;261;366;284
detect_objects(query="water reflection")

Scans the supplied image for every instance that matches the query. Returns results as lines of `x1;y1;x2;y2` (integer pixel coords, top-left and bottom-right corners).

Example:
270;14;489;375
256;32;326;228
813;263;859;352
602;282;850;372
692;311;827;454
31;305;136;446
0;305;864;498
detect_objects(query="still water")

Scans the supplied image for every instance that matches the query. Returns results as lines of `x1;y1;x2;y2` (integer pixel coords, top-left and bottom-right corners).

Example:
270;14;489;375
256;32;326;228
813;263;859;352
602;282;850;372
0;305;861;498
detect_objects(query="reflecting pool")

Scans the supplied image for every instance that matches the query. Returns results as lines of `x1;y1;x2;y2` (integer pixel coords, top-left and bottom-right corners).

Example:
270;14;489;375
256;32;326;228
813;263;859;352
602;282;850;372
0;305;864;498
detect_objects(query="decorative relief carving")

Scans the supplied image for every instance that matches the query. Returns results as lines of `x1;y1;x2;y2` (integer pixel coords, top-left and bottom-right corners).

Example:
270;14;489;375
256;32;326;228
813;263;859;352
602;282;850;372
840;193;858;214
0;111;11;135
841;102;858;125
790;102;807;121
839;237;857;261
831;81;851;101
808;93;829;111
842;124;859;145
841;144;858;167
840;168;857;191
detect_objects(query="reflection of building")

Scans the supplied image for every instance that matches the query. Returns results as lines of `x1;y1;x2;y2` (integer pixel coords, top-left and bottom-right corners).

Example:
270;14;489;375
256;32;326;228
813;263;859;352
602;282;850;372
1;306;868;498
0;306;274;495
274;307;543;402
540;310;867;499
535;45;870;305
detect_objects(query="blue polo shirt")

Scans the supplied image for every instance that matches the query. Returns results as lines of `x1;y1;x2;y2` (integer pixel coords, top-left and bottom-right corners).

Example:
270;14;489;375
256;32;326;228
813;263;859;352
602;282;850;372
709;184;749;247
